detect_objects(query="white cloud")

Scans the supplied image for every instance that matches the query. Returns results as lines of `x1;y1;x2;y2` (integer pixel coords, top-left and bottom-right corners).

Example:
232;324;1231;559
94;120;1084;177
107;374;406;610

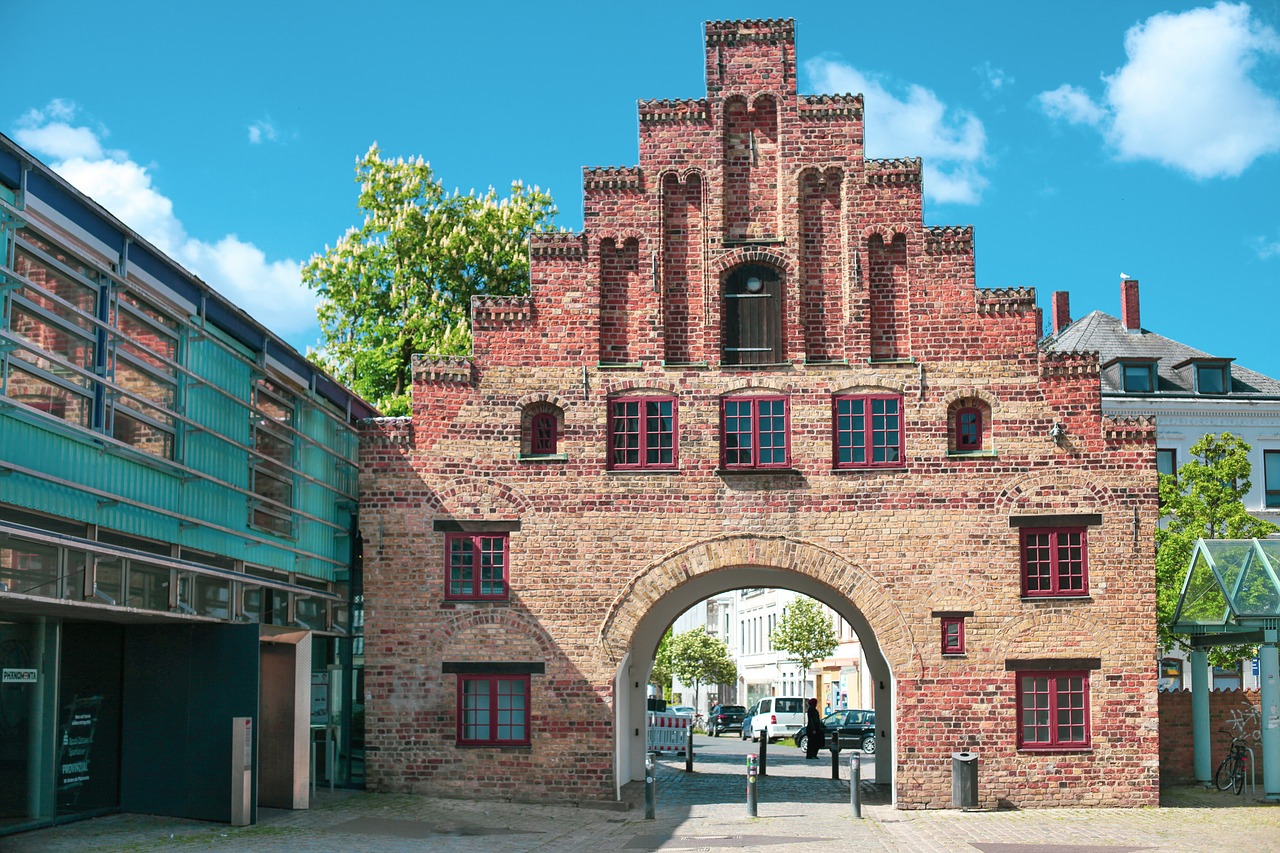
1254;234;1280;259
248;118;279;145
11;100;316;339
805;57;989;204
1038;2;1280;178
975;61;1012;96
1037;84;1107;127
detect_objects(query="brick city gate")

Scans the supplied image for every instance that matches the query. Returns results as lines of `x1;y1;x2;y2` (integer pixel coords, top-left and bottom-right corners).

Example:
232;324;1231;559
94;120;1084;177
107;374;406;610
358;18;1159;809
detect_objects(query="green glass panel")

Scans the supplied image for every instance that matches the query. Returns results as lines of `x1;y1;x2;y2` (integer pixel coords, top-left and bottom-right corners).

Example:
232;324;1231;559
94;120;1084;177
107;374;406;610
1175;548;1232;625
1230;543;1280;616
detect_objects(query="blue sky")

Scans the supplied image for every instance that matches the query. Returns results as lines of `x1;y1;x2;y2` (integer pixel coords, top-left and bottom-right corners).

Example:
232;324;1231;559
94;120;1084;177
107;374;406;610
9;1;1280;378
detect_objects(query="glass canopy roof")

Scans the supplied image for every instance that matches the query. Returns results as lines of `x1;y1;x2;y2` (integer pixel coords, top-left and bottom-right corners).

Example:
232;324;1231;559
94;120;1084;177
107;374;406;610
1173;538;1280;630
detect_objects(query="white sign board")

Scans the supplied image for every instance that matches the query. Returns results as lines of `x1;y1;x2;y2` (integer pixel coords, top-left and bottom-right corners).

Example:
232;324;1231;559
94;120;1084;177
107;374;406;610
2;668;37;683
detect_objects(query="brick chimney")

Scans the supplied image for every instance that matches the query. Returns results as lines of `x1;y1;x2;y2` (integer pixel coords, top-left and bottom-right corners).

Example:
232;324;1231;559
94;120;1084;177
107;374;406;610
1121;278;1140;333
1051;291;1071;335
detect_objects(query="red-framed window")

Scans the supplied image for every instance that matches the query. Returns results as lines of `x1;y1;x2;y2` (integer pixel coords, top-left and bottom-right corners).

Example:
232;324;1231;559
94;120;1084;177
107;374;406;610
956;406;982;451
1016;671;1090;749
1020;528;1088;597
722;396;790;469
833;394;902;468
608;397;676;469
530;412;557;455
445;532;509;600
457;674;530;746
941;616;965;654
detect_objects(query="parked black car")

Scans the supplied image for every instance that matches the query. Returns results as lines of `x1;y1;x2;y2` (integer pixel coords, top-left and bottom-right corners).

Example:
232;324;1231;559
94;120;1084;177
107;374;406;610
706;704;746;737
795;708;876;754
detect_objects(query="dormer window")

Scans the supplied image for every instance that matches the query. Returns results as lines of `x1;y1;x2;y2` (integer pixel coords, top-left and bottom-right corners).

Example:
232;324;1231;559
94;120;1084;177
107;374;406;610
1196;364;1227;394
1123;363;1154;393
1172;357;1233;395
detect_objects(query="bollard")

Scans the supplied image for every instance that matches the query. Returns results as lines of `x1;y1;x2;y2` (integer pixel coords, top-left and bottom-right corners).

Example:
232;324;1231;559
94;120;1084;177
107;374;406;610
830;731;842;781
685;722;694;773
746;753;759;817
850;753;862;819
757;730;768;776
644;752;657;820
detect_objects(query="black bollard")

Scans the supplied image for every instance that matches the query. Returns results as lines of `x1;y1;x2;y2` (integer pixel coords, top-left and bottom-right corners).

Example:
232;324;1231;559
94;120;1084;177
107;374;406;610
850;753;862;819
644;752;657;820
757;730;768;776
830;732;842;780
685;722;694;773
746;754;759;817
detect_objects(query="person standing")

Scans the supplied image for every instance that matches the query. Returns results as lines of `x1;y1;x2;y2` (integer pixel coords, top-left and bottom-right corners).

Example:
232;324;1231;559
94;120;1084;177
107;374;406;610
805;698;822;759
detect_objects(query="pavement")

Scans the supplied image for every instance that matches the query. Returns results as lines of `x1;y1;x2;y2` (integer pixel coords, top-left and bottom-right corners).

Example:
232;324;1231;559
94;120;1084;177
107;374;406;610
4;738;1279;853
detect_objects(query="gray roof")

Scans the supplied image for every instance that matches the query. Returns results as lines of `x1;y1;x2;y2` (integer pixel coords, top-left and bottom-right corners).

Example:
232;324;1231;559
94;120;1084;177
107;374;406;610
1042;310;1280;397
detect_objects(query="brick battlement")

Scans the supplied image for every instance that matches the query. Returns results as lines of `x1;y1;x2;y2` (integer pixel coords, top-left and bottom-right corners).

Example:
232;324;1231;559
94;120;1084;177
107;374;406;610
583;167;643;192
705;18;795;45
529;232;587;259
1102;415;1157;444
924;226;974;254
1040;350;1101;379
865;158;922;185
360;416;413;446
975;287;1035;314
800;94;863;118
473;295;533;322
638;99;710;123
410;354;474;384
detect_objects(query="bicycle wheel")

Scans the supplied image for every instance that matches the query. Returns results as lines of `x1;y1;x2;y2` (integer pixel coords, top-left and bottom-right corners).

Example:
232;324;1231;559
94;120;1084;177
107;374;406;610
1234;757;1246;795
1215;755;1239;791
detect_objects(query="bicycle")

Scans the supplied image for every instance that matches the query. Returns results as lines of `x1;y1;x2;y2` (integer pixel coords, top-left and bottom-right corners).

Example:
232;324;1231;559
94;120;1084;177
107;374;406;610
1214;730;1251;795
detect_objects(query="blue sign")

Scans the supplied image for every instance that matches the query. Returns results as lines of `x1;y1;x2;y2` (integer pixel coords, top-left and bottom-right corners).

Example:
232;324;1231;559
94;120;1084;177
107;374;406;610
1252;659;1259;677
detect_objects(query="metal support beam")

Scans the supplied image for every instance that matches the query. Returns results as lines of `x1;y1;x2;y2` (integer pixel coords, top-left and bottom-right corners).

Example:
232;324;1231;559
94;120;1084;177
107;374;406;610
1191;648;1211;787
1260;635;1280;802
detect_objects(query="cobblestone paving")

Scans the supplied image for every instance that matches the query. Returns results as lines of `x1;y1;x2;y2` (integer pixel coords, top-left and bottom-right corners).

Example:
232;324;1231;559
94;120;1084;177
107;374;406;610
5;742;1279;852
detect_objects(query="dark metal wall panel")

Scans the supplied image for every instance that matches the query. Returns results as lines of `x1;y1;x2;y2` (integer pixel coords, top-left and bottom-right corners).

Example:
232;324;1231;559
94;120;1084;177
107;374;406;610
0;148;20;188
26;172;123;251
120;623;259;822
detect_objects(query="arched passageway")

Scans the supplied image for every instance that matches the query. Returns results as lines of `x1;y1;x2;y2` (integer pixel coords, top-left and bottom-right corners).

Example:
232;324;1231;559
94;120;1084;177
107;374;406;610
598;535;918;803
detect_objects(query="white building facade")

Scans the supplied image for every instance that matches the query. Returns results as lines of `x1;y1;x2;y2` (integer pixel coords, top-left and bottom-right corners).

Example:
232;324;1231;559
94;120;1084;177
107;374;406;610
1044;278;1280;690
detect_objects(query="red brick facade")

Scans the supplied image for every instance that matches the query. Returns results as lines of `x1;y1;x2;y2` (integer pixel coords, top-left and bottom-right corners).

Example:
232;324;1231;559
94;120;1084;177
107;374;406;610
1159;689;1265;785
359;19;1160;808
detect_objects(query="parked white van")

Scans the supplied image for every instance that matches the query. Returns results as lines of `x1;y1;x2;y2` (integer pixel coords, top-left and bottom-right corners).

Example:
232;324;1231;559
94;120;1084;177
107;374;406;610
743;696;807;743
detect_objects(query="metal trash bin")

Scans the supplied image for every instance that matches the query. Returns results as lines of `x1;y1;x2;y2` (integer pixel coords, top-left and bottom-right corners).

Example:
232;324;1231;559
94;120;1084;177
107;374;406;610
951;751;978;808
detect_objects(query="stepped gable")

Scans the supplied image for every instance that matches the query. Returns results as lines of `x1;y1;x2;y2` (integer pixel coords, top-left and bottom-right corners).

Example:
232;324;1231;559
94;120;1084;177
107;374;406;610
704;18;795;44
865;158;922;185
638;99;710;123
583;166;642;192
473;295;533;323
411;354;473;384
1103;415;1157;444
925;225;974;254
1041;350;1101;379
976;287;1035;315
529;232;587;259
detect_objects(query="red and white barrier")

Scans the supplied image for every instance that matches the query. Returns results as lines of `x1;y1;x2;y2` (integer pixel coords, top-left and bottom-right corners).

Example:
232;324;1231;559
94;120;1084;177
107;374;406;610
646;712;690;755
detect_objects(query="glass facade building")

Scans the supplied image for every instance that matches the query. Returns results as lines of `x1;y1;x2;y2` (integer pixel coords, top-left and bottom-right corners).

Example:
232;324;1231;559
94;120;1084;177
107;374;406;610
0;133;375;835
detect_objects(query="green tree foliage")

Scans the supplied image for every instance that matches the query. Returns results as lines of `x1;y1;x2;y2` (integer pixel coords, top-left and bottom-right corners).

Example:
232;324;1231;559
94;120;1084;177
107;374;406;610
303;144;556;414
770;596;838;675
667;627;737;712
650;629;673;694
1157;433;1277;665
